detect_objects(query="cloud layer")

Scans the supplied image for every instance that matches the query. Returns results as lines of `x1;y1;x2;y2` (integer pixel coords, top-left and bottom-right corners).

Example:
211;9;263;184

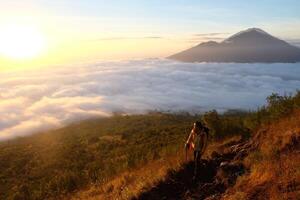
1;59;300;140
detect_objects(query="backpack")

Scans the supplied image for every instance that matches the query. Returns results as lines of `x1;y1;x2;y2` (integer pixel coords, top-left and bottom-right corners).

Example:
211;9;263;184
202;126;209;138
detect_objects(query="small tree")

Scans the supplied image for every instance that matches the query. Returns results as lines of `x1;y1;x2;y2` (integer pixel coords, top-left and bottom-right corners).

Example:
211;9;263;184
267;93;293;120
202;110;222;139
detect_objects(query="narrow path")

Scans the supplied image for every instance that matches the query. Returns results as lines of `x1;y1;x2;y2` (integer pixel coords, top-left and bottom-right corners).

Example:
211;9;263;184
133;140;251;200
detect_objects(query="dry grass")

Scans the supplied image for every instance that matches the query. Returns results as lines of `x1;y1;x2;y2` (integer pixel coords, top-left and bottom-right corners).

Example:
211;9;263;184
61;109;300;200
65;136;232;200
65;151;185;200
223;110;300;200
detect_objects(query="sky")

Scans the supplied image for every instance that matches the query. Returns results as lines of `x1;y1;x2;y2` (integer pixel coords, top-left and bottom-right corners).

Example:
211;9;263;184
0;0;300;70
1;1;300;140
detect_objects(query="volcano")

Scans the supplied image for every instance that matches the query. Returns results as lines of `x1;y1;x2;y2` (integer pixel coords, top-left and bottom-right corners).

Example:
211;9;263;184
168;28;300;63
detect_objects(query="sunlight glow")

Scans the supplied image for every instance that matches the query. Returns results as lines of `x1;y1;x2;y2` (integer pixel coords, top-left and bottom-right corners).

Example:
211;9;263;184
0;23;46;60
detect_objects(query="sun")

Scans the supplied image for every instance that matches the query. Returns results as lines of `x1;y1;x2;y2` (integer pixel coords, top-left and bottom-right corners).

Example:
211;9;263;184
0;24;46;60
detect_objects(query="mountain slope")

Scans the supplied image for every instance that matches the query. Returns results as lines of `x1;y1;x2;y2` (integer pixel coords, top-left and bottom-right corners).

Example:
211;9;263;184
134;110;300;200
69;92;300;200
1;92;299;200
169;28;300;63
223;110;300;200
135;138;250;200
0;114;199;200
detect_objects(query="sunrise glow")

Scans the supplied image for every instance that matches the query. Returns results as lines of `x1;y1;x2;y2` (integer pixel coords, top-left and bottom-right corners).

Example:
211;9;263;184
0;23;46;60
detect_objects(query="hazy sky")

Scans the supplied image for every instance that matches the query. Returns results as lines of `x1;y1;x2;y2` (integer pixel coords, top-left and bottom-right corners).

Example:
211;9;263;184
1;0;300;69
1;1;300;139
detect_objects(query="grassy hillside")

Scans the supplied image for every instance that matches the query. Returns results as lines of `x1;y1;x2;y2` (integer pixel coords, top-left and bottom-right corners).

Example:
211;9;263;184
0;91;299;200
223;109;300;199
0;113;201;200
223;91;300;199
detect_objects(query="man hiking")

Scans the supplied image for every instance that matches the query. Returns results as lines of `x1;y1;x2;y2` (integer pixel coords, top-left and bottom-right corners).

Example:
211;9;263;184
185;121;209;180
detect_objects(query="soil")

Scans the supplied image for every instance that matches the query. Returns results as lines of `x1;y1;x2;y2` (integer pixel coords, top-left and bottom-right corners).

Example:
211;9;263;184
133;140;252;200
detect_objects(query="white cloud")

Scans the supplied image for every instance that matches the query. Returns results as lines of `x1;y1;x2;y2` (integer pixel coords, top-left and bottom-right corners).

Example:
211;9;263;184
1;59;300;140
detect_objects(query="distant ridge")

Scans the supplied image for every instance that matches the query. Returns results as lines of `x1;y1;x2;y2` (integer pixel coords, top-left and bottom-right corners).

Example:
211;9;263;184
168;28;300;63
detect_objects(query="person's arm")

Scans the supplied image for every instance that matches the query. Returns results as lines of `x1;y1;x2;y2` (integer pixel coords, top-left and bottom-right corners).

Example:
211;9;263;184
186;129;194;145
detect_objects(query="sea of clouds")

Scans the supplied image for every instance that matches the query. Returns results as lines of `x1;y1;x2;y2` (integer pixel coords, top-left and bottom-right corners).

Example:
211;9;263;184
1;59;300;140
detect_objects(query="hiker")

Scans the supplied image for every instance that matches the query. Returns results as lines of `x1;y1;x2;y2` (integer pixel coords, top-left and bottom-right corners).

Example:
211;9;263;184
185;121;209;180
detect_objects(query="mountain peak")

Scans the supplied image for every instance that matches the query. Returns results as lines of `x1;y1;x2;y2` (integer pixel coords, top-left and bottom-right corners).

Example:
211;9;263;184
223;28;271;43
239;27;269;35
168;28;300;63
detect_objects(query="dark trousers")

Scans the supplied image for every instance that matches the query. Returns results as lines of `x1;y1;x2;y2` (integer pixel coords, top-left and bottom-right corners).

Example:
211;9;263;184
193;150;201;177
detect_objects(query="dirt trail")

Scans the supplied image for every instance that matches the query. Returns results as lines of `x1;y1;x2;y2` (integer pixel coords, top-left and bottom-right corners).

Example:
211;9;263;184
133;139;252;200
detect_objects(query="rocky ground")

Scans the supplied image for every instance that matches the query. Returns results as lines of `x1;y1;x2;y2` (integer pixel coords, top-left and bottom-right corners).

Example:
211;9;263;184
133;139;253;200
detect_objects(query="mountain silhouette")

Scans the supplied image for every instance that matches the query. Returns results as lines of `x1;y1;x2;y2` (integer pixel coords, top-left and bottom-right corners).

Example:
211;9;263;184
168;28;300;63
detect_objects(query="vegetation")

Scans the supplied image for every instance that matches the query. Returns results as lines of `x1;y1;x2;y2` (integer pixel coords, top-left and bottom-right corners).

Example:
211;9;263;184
224;109;300;199
0;113;199;200
0;91;299;200
202;109;250;140
202;91;300;140
243;91;300;130
215;90;300;199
